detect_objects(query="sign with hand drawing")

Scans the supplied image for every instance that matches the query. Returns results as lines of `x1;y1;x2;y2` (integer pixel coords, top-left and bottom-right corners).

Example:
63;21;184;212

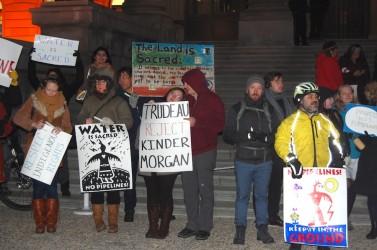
75;124;132;192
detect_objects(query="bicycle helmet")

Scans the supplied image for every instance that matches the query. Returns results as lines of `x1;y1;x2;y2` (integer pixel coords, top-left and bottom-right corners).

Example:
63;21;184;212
293;82;319;105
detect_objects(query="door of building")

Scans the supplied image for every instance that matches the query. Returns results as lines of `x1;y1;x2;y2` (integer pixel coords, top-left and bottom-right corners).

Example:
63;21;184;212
322;0;370;38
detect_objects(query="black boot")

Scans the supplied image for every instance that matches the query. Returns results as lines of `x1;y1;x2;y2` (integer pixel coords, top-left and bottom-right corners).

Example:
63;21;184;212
145;204;159;238
233;225;246;245
61;181;71;197
366;221;377;239
256;224;274;243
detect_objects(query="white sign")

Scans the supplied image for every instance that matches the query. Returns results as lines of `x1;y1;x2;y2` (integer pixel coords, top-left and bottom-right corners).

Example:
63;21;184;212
139;101;192;172
344;103;377;136
21;124;72;185
31;35;79;66
283;168;348;248
76;124;132;192
0;38;23;87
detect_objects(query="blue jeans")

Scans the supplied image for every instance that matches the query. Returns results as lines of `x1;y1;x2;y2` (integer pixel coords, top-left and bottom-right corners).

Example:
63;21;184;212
234;160;272;227
33;177;58;199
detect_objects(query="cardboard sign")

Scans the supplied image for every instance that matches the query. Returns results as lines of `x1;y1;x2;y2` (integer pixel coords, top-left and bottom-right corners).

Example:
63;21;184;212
21;124;72;185
132;42;215;96
0;38;23;87
75;124;132;192
344;103;377;136
139;101;192;172
31;35;79;66
283;168;348;248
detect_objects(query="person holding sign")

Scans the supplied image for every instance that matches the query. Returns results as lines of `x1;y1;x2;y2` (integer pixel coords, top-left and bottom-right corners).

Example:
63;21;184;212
13;77;72;234
353;81;377;240
178;68;225;241
76;74;133;234
138;87;186;239
28;47;84;197
275;82;345;250
223;75;279;245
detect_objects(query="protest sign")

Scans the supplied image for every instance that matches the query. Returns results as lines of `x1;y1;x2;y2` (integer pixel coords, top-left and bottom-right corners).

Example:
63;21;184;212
132;42;214;96
0;38;23;87
31;35;79;66
21;124;72;185
75;124;132;192
139;101;192;172
283;168;348;248
343;103;377;136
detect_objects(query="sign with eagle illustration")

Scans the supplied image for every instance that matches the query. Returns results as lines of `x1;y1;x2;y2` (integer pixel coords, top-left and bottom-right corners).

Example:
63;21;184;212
75;124;132;192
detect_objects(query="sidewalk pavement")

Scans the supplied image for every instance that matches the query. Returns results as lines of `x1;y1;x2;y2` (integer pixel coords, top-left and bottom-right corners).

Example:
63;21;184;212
0;206;376;250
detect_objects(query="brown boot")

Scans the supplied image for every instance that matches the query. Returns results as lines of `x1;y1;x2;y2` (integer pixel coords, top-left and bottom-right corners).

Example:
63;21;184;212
92;204;106;232
46;199;59;233
145;204;159;238
108;204;119;233
33;199;46;234
158;204;173;239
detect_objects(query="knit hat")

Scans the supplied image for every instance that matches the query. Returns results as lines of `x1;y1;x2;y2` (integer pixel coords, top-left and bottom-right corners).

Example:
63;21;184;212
319;87;335;107
322;41;337;51
245;75;264;93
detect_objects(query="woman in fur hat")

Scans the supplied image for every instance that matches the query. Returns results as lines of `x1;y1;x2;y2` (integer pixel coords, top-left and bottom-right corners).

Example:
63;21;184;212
13;77;72;234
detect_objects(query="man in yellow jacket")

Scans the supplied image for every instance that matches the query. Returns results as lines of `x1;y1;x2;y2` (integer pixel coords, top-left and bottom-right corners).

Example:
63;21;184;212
274;82;344;250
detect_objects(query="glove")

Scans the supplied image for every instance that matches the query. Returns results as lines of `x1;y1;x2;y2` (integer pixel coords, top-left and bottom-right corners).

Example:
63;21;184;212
73;50;80;58
287;154;303;179
29;47;36;57
8;70;18;86
100;117;114;126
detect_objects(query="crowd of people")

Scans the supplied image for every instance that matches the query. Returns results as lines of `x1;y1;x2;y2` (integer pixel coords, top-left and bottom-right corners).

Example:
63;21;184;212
0;41;377;250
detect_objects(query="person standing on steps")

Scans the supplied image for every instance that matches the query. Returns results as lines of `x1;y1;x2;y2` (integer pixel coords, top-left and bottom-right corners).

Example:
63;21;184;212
315;41;344;92
28;47;84;197
275;82;345;250
116;67;140;223
223;75;279;245
264;72;293;227
13;77;73;234
76;74;133;234
309;0;329;39
139;87;186;239
289;0;310;46
352;81;377;240
177;68;225;241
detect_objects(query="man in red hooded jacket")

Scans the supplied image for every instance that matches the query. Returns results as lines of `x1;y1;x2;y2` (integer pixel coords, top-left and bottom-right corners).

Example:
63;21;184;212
177;68;225;240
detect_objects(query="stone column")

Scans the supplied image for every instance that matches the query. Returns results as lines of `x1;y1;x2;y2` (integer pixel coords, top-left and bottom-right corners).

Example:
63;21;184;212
370;0;377;39
123;0;178;42
239;0;293;45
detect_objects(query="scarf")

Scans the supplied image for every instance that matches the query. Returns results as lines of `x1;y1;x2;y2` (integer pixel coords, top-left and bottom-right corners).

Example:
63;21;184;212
264;89;293;122
31;88;66;122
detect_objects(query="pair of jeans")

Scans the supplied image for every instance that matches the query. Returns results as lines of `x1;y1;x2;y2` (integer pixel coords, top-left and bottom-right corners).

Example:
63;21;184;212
235;160;272;227
33;177;58;199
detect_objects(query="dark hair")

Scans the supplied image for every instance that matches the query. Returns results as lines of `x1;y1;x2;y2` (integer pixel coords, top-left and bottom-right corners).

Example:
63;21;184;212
342;44;366;63
91;46;112;64
117;67;132;81
88;74;114;93
264;72;282;89
322;41;338;57
42;76;63;91
46;67;67;86
163;87;187;101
